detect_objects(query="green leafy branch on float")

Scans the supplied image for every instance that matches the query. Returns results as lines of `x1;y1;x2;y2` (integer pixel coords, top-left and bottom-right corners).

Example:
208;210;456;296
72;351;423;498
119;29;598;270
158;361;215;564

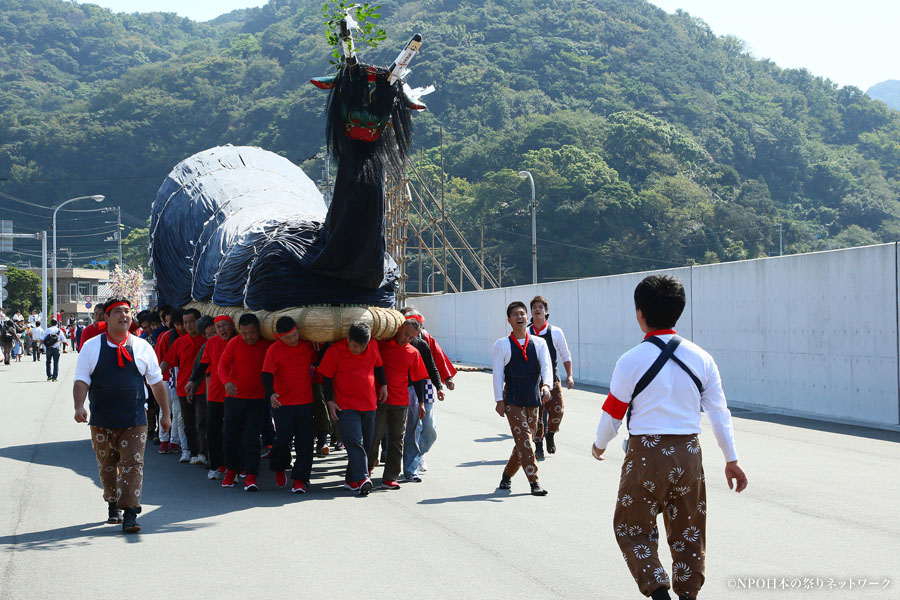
322;1;387;67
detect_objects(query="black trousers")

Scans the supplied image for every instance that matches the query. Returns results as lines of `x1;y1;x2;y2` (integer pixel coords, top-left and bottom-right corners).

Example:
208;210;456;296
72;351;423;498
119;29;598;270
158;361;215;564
207;401;225;471
269;403;315;482
179;396;199;456
223;397;264;475
192;394;208;457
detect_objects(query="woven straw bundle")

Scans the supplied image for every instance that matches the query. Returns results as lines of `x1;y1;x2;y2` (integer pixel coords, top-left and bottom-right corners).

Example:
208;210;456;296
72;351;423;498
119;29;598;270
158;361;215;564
184;302;403;342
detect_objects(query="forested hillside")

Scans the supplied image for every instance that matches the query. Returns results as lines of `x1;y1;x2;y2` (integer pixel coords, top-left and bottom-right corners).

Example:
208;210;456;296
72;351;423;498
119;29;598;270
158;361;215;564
3;0;900;285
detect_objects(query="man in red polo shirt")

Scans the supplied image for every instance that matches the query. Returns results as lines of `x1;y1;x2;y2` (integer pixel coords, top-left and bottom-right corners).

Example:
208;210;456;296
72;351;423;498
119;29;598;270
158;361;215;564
262;316;318;494
155;308;186;455
160;308;207;465
218;313;272;491
78;303;107;351
368;318;428;490
319;321;386;496
191;314;235;479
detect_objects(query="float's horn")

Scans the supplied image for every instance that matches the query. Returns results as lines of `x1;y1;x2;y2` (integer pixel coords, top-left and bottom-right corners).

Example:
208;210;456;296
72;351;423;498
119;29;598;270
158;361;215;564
339;18;358;67
388;33;423;84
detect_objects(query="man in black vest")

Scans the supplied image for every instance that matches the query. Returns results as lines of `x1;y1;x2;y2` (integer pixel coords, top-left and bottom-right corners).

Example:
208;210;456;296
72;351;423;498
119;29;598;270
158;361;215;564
73;297;171;533
491;301;553;496
528;295;574;458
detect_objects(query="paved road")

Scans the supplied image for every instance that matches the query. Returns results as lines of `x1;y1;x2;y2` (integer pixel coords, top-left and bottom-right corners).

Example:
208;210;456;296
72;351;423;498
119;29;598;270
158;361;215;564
1;355;898;599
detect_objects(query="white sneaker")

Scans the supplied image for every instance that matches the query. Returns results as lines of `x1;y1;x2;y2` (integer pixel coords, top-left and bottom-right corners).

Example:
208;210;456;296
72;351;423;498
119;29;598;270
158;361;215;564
180;451;191;463
419;457;428;472
196;454;208;467
189;455;201;465
207;469;218;480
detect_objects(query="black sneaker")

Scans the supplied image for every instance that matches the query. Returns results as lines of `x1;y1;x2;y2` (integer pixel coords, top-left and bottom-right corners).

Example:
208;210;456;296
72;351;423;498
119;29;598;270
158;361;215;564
650;587;672;600
546;431;556;454
107;502;123;524
359;479;373;497
122;506;141;533
530;481;548;496
498;476;512;490
535;439;545;460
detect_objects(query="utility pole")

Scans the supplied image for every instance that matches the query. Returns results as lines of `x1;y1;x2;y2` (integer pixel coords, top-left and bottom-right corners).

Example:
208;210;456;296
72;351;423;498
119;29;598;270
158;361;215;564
498;254;502;287
440;126;447;293
480;221;484;288
41;231;47;325
518;171;537;284
779;223;783;256
116;206;124;268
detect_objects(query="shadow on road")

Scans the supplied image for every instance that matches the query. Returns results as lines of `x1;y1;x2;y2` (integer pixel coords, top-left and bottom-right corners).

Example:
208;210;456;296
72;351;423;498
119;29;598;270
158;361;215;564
419;490;531;504
0;439;372;548
456;459;508;468
472;434;512;443
730;408;900;443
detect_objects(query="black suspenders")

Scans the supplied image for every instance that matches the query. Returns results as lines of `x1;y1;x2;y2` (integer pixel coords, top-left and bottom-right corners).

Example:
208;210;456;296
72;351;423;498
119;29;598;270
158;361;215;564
625;336;703;434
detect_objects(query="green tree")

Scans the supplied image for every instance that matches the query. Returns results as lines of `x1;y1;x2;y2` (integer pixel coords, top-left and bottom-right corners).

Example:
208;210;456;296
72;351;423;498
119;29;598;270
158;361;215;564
4;266;45;313
122;227;151;275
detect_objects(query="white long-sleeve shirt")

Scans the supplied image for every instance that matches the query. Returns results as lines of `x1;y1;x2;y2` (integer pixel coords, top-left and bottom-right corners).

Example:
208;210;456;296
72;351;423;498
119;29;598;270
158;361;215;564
492;333;553;403
530;322;572;374
594;331;738;462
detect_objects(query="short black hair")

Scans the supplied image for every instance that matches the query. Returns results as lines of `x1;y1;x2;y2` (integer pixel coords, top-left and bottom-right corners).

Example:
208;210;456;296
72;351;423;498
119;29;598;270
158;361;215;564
275;316;296;334
195;315;215;334
506;301;527;318
183;308;201;320
170;308;185;325
348;321;371;345
158;305;172;317
149;313;161;326
634;275;686;329
238;313;259;329
49;319;58;326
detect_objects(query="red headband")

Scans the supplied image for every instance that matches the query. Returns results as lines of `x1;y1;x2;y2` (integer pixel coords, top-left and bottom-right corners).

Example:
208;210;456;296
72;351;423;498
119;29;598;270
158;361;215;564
214;315;233;324
276;326;297;339
406;314;424;324
105;301;130;315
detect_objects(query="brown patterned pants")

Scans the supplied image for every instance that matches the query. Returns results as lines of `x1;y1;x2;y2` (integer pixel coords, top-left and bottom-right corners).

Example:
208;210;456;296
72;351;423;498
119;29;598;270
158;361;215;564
614;434;706;599
90;425;148;509
502;405;540;483
535;381;564;441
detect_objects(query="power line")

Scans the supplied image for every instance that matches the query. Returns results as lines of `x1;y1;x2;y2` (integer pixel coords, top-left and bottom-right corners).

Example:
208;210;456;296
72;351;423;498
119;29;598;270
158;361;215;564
484;225;685;267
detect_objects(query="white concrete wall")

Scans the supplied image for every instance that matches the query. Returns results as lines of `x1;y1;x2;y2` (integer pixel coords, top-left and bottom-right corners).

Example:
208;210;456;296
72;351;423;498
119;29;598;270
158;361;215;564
411;244;900;429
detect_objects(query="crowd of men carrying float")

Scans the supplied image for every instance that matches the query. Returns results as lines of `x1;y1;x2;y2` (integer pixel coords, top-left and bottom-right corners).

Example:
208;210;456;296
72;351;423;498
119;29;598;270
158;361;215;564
71;294;574;517
71;275;747;600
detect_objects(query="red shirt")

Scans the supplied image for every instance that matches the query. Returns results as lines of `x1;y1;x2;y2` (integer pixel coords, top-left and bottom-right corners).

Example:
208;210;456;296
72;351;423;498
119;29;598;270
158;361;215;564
262;340;317;406
79;322;105;350
200;335;229;403
378;339;428;406
164;333;207;397
217;336;272;400
155;329;178;381
424;331;457;383
317;339;382;412
81;321;140;351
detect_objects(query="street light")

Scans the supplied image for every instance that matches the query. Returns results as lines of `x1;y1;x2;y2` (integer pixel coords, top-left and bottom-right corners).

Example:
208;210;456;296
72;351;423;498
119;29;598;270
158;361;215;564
53;195;104;322
517;170;537;285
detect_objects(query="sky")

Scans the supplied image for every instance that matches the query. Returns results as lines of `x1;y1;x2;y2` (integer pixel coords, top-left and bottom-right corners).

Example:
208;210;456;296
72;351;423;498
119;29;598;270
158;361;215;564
79;0;268;23
649;0;899;91
80;0;897;91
